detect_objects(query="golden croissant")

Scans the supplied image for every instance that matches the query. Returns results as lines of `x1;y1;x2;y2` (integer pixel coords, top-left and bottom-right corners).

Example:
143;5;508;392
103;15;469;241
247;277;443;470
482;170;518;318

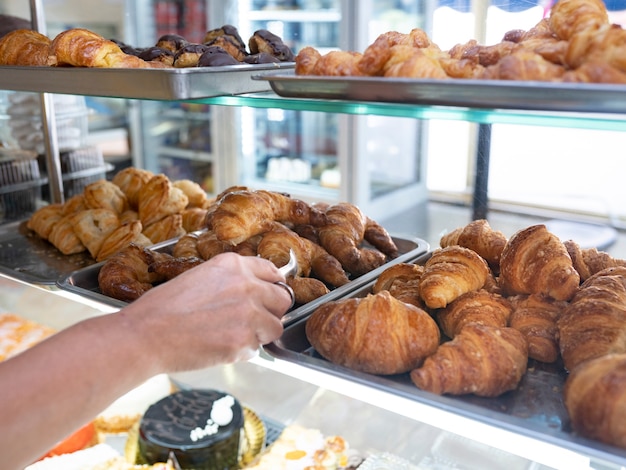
499;224;580;301
563;353;626;449
440;219;508;272
557;266;626;371
418;245;490;309
206;189;327;246
410;324;528;397
372;262;425;308
305;290;440;375
564;239;626;281
508;294;567;364
436;289;513;339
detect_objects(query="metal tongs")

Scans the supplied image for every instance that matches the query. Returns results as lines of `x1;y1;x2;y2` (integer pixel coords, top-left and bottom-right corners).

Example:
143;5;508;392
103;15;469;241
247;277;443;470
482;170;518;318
276;249;297;310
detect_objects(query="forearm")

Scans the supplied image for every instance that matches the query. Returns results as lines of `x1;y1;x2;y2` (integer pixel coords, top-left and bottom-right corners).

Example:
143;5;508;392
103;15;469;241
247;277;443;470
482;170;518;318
0;311;157;470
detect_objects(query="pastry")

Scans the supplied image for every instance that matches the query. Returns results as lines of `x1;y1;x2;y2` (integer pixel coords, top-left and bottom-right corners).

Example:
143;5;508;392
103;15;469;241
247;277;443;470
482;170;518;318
440;219;508;271
564;239;626;281
197;45;240;66
203;25;246;51
155;34;188;53
248;29;295;62
173;43;209;67
418;245;490;309
0;313;55;362
563;353;626;449
436;289;513;339
47;213;86;255
142;213;186;244
0;29;52;66
83;179;129;215
410;324;528;397
305;290;440;375
137;174;188;227
112;167;154;210
371;262;424;308
172;179;209;208
557;266;626;371
26;203;63;239
96;221;151;262
499;224;580;301
70;208;121;259
509;294;567;363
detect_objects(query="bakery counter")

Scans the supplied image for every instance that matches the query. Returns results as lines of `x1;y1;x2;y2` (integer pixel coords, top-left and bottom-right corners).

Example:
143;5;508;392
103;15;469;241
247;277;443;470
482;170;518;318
0;274;610;470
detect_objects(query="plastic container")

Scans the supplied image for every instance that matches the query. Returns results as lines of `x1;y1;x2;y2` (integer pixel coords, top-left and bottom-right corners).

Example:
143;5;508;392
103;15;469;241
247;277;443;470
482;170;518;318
0;148;46;222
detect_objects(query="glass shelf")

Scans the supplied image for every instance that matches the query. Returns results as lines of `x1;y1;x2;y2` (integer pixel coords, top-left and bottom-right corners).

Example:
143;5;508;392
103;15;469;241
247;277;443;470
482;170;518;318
199;91;626;131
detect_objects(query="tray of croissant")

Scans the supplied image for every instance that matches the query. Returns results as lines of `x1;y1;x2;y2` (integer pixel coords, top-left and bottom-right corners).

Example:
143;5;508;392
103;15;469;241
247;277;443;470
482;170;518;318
54;184;428;313
0;26;295;100
265;219;626;466
256;0;626;115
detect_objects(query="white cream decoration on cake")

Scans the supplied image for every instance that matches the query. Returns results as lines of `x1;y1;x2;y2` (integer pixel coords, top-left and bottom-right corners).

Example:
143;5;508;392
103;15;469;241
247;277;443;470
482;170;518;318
189;394;235;442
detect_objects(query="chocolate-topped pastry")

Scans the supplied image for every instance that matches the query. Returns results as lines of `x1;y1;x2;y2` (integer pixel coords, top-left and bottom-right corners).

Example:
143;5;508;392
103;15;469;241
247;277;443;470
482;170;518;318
138;389;244;470
203;25;246;51
111;39;143;56
138;46;175;66
198;46;240;67
205;35;247;62
248;29;295;62
173;43;209;67
243;52;280;64
156;33;189;53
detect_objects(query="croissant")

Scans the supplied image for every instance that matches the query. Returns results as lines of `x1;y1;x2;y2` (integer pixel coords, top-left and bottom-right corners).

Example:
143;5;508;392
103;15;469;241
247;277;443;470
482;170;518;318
317;202;391;276
295;46;321;75
181;208;209;233
483;49;565;81
436;290;513;339
172;232;202;259
137;174;189;227
499;224;580;301
70;208;121;259
557;266;626;371
196;230;233;260
440;219;507;271
564;239;626;281
357;28;432;76
0;29;52;66
288;276;330;305
49;28;150;68
410;324;528;397
148;252;204;281
306;290;440;375
563;353;626;449
173;179;210;208
508;294;567;363
206;189;327;246
548;0;608;41
257;223;312;277
98;244;166;302
418;246;490;309
372;262;424;308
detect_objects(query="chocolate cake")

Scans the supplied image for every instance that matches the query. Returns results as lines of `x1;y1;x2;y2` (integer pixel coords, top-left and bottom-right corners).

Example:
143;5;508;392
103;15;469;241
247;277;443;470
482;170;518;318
138;389;244;470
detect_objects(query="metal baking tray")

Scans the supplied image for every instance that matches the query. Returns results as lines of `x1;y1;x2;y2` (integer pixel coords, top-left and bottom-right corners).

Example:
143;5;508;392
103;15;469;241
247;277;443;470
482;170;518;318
255;72;626;114
0;63;293;101
0;220;97;286
56;235;429;316
264;255;626;467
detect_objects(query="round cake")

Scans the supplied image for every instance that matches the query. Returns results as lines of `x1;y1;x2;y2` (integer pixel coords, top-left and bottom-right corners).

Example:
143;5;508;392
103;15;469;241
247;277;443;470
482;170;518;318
138;389;244;470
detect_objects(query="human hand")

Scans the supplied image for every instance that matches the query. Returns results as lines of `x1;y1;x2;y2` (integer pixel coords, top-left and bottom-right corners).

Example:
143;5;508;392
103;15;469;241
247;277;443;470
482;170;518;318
120;252;293;373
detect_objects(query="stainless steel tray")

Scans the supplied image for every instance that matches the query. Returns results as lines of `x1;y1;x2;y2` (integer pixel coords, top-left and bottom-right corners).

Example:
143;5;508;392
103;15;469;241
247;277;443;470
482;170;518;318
0;63;293;100
264;256;626;467
56;235;429;316
0;220;98;285
255;72;626;114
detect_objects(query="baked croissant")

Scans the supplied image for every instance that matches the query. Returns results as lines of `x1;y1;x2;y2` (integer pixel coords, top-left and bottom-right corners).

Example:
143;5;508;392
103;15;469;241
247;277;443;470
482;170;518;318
206;189;327;246
98;244;166;302
0;29;52;66
557;266;626;371
564;239;626;281
196;230;233;260
372;262;424;308
563;353;626;449
288;276;330;305
410;324;528;397
49;28;151;68
317;202;392;276
548;0;609;41
418;245;490;309
112;167;154;209
499;224;580;301
306;290;440;375
440;219;507;271
436;289;513;339
508;294;567;363
172;232;202;259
